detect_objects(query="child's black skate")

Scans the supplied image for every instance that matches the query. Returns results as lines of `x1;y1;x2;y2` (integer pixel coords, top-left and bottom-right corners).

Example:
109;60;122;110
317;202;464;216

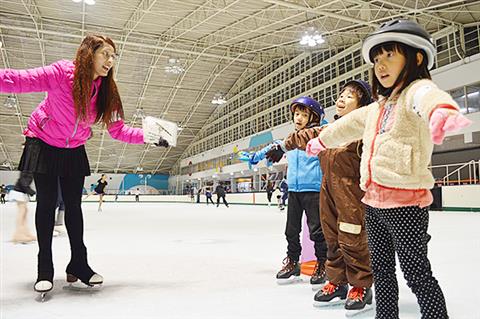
344;287;374;317
276;257;301;285
310;259;327;291
313;281;348;307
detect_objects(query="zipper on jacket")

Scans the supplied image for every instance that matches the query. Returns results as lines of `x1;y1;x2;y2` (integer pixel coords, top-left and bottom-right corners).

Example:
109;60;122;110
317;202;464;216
66;118;80;148
366;107;386;188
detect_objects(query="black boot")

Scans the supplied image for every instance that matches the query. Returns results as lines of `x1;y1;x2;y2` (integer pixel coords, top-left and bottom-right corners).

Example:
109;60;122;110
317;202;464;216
14;171;36;196
310;259;327;289
313;281;348;307
345;287;373;310
276;257;301;284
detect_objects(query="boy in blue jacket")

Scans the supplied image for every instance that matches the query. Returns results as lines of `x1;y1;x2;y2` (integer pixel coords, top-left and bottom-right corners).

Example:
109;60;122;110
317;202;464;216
243;97;328;288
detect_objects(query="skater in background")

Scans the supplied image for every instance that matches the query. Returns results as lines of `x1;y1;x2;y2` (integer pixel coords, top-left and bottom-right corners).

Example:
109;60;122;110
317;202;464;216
189;186;195;202
0;184;6;204
10;190;37;244
266;180;274;207
0;34;169;295
305;20;471;318
244;97;328;289
214;182;229;207
9;173;37;244
278;177;288;211
272;80;375;314
205;188;214;205
134;188;140;202
84;174;108;212
196;187;201;203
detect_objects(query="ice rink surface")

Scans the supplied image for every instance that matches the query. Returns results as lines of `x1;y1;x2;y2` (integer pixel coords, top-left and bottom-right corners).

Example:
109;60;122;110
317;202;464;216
1;202;479;319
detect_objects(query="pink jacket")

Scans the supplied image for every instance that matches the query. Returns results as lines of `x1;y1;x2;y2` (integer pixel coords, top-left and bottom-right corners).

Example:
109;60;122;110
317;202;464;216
0;60;144;148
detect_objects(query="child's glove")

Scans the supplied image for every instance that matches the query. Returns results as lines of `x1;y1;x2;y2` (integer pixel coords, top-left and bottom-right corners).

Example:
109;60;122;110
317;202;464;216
429;108;472;144
265;141;286;163
238;151;261;166
306;137;326;156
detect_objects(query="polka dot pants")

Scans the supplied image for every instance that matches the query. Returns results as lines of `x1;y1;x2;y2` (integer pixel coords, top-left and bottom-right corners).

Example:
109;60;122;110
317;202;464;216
365;205;448;319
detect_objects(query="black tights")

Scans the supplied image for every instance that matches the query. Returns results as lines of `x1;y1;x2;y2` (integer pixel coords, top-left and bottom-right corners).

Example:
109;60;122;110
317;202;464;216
34;173;94;283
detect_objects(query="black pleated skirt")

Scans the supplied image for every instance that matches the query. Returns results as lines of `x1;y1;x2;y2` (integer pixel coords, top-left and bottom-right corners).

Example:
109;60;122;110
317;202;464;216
18;137;91;177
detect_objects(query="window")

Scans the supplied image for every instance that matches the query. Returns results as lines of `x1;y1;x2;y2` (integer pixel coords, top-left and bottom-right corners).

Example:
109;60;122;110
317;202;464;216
466;83;480;114
450;87;466;113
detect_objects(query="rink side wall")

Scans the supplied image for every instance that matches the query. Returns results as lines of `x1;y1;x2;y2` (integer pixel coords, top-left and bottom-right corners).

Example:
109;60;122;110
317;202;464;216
81;187;480;212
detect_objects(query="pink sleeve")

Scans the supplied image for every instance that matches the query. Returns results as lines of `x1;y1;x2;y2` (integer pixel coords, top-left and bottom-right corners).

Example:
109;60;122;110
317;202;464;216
0;61;66;94
107;120;144;144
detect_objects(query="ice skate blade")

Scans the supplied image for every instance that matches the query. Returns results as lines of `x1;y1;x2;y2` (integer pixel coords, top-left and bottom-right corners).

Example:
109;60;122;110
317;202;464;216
63;281;103;291
35;291;51;302
345;304;374;318
276;276;302;285
313;297;346;308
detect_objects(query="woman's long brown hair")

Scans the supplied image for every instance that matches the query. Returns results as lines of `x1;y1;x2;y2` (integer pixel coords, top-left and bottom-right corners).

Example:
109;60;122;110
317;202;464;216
72;34;124;126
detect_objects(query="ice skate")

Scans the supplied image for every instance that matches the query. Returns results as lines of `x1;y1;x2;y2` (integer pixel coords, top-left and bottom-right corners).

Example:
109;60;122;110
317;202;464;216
313;282;348;307
276;257;301;285
310;259;327;291
12;225;36;244
34;280;53;302
64;273;103;290
12;231;36;244
344;287;374;317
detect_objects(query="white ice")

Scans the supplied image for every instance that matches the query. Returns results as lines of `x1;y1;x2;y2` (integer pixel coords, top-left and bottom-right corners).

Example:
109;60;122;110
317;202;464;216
1;202;479;319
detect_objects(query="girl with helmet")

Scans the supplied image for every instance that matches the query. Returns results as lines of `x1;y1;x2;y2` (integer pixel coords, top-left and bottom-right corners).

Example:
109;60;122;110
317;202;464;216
240;96;328;288
268;80;375;315
306;20;471;318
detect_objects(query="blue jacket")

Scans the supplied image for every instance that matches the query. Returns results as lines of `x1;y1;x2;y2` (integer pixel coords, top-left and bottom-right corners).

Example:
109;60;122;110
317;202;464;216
253;140;323;193
286;149;321;192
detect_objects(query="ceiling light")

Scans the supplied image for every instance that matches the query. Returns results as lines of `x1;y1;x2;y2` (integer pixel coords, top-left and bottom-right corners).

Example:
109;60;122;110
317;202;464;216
211;93;227;105
299;28;325;47
165;58;184;74
84;0;96;4
4;96;17;109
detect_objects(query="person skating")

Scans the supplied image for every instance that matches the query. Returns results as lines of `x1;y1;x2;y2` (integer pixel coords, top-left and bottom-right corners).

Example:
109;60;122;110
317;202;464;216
269;80;375;314
214;182;229;207
84;174;108;211
243;97;328;288
0;34;170;298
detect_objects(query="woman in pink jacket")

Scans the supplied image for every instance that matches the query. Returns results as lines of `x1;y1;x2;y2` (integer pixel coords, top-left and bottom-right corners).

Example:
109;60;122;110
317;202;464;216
0;34;168;294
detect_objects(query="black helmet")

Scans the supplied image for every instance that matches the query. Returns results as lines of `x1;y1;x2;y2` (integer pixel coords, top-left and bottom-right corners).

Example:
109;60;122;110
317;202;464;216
362;19;436;70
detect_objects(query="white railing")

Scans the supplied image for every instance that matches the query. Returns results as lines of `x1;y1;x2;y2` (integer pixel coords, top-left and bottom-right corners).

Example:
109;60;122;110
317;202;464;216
430;160;480;185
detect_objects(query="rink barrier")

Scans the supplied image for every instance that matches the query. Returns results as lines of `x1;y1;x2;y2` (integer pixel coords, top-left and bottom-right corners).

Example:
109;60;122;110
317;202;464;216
25;185;480;211
441;185;480;212
80;192;276;205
